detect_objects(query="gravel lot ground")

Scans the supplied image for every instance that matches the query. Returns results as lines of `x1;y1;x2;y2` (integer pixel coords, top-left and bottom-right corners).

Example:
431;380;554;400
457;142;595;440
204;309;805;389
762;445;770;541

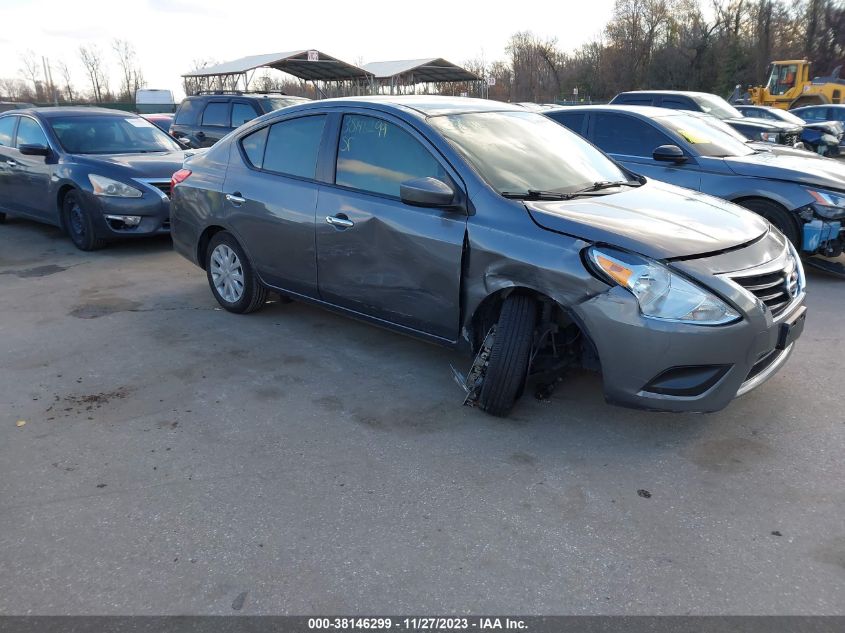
1;218;843;615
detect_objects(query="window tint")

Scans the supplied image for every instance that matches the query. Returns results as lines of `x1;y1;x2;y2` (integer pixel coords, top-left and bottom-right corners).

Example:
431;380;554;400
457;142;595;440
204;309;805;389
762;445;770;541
795;107;827;122
828;107;845;122
231;103;258;127
0;116;15;146
614;94;653;105
174;99;199;124
592;113;672;156
16;117;48;147
661;98;695;111
548;111;586;134
262;115;325;178
240;126;269;168
336;114;447;197
201;102;229;127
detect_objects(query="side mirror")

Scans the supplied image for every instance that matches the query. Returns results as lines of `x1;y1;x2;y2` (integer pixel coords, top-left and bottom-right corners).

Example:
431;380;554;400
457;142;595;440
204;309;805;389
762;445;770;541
399;177;455;208
18;143;51;157
653;144;687;163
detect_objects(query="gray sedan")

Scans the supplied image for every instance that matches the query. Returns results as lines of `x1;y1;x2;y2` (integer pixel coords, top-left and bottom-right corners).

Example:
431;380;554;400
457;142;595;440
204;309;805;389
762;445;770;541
171;97;806;417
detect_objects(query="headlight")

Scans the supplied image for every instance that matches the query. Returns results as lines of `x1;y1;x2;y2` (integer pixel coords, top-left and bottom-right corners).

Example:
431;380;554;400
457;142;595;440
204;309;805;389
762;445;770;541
806;188;845;220
587;247;741;325
88;174;143;198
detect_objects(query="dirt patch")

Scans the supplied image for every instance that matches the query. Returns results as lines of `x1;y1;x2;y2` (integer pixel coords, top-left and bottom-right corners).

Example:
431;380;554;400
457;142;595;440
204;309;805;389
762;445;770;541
0;264;67;278
45;387;133;418
685;437;772;473
69;297;141;319
313;395;344;412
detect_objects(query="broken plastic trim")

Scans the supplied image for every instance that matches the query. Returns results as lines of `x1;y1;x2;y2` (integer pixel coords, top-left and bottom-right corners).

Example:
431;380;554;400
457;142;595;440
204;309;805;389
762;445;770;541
451;326;496;407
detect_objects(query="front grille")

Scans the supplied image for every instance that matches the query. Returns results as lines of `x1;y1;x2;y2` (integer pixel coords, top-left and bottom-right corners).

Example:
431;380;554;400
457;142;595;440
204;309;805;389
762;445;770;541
731;254;800;319
781;132;799;146
150;182;171;198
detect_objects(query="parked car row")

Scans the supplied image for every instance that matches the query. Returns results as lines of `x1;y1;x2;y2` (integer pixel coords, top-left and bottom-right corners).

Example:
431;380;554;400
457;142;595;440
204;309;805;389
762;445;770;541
2;92;837;419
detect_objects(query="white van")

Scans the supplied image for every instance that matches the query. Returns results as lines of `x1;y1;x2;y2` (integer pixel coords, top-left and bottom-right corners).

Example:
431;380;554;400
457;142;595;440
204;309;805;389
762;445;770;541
135;89;176;114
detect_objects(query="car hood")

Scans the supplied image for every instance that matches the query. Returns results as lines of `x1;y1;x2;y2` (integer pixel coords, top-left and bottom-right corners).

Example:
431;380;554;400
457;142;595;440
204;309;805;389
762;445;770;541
725;151;845;190
525;181;769;259
72;151;191;178
725;116;799;132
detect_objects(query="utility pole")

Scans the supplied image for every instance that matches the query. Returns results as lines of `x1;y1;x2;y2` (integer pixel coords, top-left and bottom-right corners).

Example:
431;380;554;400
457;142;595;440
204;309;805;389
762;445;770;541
42;56;58;105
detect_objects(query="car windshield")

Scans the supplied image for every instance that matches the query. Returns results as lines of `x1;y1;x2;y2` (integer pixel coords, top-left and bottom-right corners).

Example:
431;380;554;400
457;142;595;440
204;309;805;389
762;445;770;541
661;113;755;157
48;115;181;154
690;94;742;120
428;110;632;195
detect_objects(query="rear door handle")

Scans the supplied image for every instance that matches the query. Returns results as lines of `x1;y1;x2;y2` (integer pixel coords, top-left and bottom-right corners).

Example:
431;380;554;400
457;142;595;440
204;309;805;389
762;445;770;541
325;215;354;228
225;193;245;205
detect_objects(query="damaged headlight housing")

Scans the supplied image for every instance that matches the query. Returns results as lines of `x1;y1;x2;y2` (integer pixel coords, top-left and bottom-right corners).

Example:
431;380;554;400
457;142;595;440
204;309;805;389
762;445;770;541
587;247;741;325
806;188;845;220
88;174;142;198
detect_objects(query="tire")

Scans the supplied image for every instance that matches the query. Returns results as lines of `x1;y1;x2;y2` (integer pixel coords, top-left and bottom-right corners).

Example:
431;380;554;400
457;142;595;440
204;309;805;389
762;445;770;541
62;190;106;251
205;231;267;314
0;212;6;223
737;198;800;248
478;295;537;417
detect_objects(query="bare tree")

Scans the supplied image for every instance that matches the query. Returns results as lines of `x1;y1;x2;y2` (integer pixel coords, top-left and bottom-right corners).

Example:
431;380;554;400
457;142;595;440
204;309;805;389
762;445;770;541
79;45;108;103
56;61;75;102
0;78;26;101
113;39;145;102
19;51;44;100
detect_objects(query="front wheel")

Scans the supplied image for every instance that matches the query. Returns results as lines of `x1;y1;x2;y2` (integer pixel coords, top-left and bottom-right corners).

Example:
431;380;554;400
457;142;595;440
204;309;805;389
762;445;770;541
63;190;106;251
478;295;537;417
205;232;267;314
737;199;801;248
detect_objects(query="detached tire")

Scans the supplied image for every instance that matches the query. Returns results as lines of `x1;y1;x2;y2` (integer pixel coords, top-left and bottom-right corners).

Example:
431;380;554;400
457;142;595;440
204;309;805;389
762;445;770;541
63;190;106;251
205;231;267;314
478;295;537;417
738;199;800;248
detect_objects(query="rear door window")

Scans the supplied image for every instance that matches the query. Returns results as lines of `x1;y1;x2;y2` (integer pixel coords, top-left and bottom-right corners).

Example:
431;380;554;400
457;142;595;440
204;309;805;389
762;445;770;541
15;117;48;147
797;107;827;122
0;116;15;146
174;99;199;124
231;102;259;127
592;113;673;157
335;114;448;197
201;102;229;127
240;126;269;168
547;111;586;135
261;115;326;179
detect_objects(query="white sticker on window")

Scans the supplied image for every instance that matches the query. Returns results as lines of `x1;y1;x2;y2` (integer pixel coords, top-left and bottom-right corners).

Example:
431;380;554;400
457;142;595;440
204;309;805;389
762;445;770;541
126;118;155;128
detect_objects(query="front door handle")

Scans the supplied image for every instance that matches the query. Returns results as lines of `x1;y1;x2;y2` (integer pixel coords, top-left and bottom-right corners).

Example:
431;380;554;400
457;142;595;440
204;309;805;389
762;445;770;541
325;215;354;229
5;160;16;167
225;193;245;206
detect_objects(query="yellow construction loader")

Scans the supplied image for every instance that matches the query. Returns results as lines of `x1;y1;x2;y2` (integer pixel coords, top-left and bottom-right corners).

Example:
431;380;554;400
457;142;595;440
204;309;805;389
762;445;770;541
748;60;845;109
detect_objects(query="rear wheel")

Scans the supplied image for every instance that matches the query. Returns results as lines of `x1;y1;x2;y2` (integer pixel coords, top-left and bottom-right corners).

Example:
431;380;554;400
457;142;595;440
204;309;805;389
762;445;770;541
478;295;537;417
737;198;800;248
205;231;267;314
62;190;106;251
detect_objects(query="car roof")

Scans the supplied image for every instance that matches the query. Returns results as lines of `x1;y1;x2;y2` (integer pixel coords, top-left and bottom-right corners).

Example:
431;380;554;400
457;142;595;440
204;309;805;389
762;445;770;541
792;104;843;110
282;95;524;118
12;107;139;119
615;90;716;98
546;104;678;118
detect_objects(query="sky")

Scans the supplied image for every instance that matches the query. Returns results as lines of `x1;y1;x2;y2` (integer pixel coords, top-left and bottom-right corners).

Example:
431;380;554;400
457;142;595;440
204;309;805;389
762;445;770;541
0;0;617;99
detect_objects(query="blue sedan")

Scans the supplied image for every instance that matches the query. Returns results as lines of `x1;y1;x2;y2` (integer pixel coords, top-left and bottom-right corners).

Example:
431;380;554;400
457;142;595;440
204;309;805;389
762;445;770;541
546;105;845;259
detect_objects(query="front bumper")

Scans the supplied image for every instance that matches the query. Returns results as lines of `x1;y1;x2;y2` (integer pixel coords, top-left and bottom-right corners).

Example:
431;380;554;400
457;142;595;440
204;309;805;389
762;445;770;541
572;234;805;413
84;180;171;238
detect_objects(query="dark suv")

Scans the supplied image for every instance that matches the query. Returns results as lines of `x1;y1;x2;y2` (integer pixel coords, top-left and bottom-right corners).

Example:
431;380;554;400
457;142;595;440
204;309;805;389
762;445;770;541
610;90;802;146
170;92;309;148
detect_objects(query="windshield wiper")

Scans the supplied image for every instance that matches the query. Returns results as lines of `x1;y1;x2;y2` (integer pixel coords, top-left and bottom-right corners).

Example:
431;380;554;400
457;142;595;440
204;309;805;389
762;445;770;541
572;180;641;193
501;189;572;200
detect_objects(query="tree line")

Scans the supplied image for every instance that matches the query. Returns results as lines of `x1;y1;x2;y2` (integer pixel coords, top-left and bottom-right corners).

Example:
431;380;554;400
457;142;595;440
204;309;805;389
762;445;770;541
1;40;145;105
461;0;845;103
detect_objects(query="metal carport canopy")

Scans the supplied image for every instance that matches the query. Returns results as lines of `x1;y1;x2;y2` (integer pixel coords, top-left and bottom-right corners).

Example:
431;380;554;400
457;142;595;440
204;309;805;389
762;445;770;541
361;58;479;82
182;50;372;81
